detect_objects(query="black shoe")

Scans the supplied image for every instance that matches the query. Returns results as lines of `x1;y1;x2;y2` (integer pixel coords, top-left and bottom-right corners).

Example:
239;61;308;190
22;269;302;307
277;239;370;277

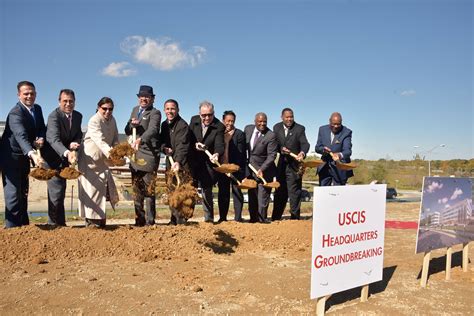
217;218;227;223
260;219;271;224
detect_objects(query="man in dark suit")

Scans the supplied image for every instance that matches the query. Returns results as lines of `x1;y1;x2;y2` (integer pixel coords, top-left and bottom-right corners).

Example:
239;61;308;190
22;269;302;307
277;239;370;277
244;112;278;223
315;112;353;186
1;81;46;228
217;110;246;222
272;108;310;220
42;89;83;226
159;99;191;225
124;85;161;226
189;100;225;223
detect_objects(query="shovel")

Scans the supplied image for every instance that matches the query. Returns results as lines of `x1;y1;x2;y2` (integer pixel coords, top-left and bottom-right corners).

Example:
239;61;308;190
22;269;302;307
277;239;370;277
29;148;56;180
288;152;324;168
130;127;147;166
248;163;280;189
59;150;82;179
167;156;181;187
202;149;256;189
336;161;357;170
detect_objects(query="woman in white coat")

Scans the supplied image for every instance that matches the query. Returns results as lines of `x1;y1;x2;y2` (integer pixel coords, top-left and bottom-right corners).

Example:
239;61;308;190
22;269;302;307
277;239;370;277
78;97;119;227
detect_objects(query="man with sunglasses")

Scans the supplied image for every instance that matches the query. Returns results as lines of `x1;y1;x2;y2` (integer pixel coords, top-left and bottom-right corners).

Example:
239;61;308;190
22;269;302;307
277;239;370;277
189;100;225;223
124;85;161;226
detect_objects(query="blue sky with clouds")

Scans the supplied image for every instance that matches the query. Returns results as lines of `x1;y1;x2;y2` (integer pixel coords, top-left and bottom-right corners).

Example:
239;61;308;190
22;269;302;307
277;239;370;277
421;177;472;216
1;0;472;160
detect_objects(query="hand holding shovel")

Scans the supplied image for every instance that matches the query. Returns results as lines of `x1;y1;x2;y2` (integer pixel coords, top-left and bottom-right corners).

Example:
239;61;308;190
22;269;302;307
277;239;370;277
248;163;280;189
167;156;181;187
130;127;147;166
198;144;256;189
287;152;325;168
29;147;56;180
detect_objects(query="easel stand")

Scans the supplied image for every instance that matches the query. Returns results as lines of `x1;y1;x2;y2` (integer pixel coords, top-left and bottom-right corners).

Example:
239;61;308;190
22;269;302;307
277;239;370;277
462;243;469;272
315;284;370;315
420;251;431;287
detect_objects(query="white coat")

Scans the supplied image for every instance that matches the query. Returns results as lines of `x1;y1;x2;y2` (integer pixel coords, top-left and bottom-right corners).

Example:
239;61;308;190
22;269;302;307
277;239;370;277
77;112;119;220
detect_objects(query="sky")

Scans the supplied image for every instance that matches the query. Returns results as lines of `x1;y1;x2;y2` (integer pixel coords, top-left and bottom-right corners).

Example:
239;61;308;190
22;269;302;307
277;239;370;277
1;0;472;160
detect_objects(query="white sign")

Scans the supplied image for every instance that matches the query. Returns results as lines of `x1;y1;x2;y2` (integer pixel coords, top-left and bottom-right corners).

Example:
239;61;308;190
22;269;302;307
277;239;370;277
311;184;387;299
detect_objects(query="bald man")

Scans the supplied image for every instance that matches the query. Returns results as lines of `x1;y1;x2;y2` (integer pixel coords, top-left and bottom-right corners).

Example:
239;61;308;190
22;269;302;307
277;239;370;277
244;112;278;223
315;112;353;186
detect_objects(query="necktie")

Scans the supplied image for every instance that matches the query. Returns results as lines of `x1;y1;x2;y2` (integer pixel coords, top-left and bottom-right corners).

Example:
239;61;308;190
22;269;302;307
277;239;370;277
284;127;288;137
67;114;72;129
253;131;260;149
137;108;144;119
30;108;36;125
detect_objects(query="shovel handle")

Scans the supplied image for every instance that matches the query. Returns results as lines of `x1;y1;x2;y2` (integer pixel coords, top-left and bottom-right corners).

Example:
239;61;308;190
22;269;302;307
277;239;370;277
248;163;267;185
167;156;181;187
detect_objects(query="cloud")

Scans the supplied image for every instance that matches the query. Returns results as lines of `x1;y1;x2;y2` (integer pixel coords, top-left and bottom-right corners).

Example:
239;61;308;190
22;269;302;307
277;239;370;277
450;188;463;200
400;89;416;96
426;181;443;193
445;204;451;209
102;62;137;77
120;35;206;71
438;197;448;204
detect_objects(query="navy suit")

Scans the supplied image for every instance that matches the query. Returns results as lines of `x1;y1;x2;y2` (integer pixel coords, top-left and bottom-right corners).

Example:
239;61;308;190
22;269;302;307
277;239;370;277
315;124;353;186
43;108;83;225
217;128;246;221
272;122;310;220
1;102;46;227
244;125;277;222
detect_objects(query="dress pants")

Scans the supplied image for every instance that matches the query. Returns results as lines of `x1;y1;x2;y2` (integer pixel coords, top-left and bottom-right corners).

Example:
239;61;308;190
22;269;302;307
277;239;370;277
273;164;302;220
248;183;271;222
199;183;214;222
2;157;30;228
217;173;244;221
318;164;346;186
47;175;67;226
131;169;156;226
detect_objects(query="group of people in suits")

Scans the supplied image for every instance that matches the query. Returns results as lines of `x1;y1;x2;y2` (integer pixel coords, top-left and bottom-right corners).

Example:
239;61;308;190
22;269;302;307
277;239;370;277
1;81;354;228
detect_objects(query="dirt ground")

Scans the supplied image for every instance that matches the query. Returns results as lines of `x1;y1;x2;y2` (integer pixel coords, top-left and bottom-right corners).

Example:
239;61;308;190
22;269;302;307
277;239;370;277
0;198;473;315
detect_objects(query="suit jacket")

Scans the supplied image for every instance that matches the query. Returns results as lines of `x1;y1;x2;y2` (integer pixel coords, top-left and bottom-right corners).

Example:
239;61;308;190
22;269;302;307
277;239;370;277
223;128;246;180
124;105;161;172
244;124;278;182
0;102;46;168
315;124;353;180
273;121;310;173
159;115;190;169
188;115;225;185
43;108;83;169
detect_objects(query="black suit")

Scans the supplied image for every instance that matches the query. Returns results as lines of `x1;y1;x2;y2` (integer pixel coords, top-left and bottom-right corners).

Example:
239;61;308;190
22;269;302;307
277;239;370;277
244;124;277;222
159;115;191;224
43;108;83;226
272;122;310;220
1;102;46;228
217;128;246;221
188;115;225;222
124;105;161;226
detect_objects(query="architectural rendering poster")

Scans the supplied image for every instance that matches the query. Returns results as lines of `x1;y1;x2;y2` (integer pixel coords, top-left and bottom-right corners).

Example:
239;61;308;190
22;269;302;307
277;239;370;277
415;177;473;253
311;184;386;299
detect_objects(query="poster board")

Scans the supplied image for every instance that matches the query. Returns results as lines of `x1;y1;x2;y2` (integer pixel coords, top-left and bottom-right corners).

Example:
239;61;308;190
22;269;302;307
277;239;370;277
311;184;386;299
415;177;473;253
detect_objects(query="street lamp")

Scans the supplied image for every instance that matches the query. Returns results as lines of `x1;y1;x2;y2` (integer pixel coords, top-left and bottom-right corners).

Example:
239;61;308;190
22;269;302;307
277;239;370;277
426;144;446;176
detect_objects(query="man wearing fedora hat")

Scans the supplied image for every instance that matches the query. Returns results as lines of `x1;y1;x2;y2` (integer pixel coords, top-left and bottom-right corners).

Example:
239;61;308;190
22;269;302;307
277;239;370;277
124;85;161;226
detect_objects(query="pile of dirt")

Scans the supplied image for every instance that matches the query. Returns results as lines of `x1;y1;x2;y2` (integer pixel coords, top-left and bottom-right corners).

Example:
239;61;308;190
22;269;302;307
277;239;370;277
29;168;57;181
109;142;134;166
58;167;82;179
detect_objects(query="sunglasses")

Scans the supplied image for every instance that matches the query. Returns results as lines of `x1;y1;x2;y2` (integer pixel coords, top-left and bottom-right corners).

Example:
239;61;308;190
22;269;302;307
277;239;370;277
100;107;114;112
200;113;214;118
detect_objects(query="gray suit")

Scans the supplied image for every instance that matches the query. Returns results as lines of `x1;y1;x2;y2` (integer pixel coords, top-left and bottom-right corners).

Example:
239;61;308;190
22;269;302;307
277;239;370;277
244;124;277;222
124;105;161;226
43;108;83;226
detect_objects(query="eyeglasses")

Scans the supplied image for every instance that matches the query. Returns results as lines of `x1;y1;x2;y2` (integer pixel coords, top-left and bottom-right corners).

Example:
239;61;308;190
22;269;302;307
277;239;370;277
200;113;214;118
101;107;114;112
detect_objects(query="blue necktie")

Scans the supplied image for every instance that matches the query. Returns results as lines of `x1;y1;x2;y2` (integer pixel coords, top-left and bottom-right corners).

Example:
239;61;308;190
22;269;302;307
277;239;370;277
137;108;144;119
30;108;36;125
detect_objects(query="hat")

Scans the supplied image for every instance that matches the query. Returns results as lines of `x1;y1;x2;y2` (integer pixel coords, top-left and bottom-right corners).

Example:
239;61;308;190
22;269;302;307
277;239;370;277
137;85;155;97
